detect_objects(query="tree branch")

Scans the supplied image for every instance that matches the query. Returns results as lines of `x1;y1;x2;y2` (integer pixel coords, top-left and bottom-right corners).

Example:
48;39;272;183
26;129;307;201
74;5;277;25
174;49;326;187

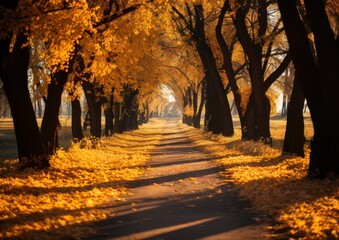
264;51;292;91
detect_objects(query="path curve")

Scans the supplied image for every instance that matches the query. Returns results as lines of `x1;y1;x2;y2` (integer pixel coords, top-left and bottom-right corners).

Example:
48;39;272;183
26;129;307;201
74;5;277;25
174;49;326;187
92;119;269;239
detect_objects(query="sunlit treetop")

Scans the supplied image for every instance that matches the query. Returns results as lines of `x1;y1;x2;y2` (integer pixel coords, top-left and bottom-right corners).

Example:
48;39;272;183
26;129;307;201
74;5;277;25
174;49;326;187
1;0;172;99
2;0;289;106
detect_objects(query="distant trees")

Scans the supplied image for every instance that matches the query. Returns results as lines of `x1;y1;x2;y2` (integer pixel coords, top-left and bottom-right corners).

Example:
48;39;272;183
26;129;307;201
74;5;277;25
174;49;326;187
160;42;206;129
171;3;234;136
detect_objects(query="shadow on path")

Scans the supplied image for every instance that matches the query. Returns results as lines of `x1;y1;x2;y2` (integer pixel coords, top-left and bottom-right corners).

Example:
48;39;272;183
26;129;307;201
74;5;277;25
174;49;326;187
89;119;269;240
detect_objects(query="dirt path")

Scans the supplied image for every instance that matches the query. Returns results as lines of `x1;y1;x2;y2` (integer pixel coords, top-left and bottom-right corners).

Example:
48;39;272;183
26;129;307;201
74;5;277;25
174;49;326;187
92;119;269;239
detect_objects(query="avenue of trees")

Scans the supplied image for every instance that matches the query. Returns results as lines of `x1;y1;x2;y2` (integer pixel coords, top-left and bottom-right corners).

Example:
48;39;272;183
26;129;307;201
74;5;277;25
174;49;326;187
0;0;338;178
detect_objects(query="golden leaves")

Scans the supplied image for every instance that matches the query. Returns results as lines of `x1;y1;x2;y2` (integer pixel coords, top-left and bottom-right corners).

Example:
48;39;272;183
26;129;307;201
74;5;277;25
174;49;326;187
26;0;96;71
279;196;339;239
0;122;162;239
186;119;339;239
184;106;194;116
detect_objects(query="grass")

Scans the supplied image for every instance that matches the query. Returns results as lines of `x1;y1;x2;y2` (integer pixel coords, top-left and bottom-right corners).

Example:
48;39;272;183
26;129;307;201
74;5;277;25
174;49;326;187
0;117;80;160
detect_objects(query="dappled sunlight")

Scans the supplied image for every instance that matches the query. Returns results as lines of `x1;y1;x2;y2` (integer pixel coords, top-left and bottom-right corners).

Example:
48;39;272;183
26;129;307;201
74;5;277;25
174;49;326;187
114;216;221;240
85;118;268;239
0;120;165;239
278;195;339;238
185;121;339;239
0;0;337;238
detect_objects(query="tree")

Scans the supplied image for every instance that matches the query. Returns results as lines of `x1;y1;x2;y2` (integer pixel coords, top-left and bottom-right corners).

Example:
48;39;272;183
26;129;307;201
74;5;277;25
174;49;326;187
229;0;291;142
1;0;161;165
283;72;305;157
172;3;234;136
160;43;205;128
0;1;49;168
277;0;339;177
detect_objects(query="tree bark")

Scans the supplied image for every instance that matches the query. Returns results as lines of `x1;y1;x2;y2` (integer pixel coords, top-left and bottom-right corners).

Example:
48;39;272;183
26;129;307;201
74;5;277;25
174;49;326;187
145;102;150;123
114;102;122;133
234;5;271;141
0;32;49;168
283;76;305;157
71;98;84;140
194;4;233;136
281;94;287;116
182;89;190;125
82;81;102;138
40;71;67;154
183;86;193;126
304;0;339;177
37;98;43;118
186;86;193;126
216;0;246;137
121;88;139;132
242;95;257;140
104;95;114;136
198;43;234;136
138;107;145;125
193;81;206;129
127;100;139;131
277;0;323;177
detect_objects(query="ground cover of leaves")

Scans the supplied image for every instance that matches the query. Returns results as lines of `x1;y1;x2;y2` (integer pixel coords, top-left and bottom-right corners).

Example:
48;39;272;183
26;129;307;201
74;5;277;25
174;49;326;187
0;119;164;239
186;118;338;240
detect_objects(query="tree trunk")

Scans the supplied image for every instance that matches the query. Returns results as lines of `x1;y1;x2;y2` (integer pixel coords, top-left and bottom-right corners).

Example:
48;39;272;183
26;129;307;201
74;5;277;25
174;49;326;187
193;82;206;129
277;0;322;177
283;76;305;157
145;102;150;123
82;81;102;138
194;4;234;136
104;95;114;136
0;32;49;168
204;83;211;129
127;101;139;131
191;89;198;127
41;71;67;155
281;94;287;116
234;6;271;142
114;102;123;133
182;90;189;125
138;103;149;125
71;98;84;140
186;86;193;126
121;88;139;132
304;0;339;177
192;90;199;128
216;0;247;137
37;98;43;118
138;109;145;125
242;95;257;140
196;42;233;136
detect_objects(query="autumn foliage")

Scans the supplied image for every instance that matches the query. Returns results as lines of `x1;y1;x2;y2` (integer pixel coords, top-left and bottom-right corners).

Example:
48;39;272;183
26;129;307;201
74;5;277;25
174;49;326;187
0;119;164;239
187;118;339;239
0;0;338;239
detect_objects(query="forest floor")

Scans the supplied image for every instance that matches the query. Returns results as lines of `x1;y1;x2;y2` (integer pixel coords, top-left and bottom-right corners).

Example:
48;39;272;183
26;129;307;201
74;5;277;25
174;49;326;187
88;119;270;240
0;116;338;239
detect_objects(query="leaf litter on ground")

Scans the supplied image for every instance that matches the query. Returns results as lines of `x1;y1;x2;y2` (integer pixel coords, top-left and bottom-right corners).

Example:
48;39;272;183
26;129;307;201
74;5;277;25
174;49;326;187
185;118;338;240
0;119;165;239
